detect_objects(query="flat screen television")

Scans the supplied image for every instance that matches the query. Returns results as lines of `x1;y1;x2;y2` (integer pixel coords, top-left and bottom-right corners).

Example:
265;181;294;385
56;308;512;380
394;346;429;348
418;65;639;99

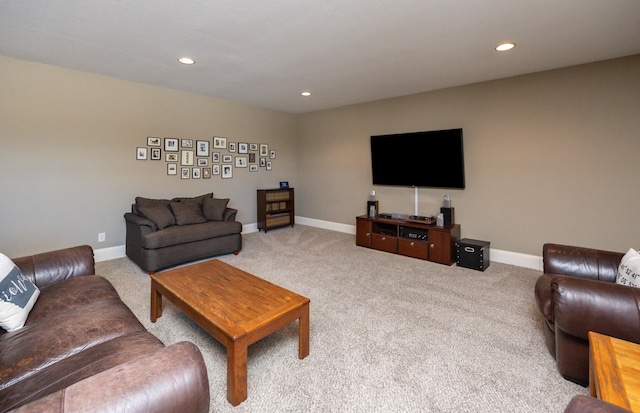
370;128;465;188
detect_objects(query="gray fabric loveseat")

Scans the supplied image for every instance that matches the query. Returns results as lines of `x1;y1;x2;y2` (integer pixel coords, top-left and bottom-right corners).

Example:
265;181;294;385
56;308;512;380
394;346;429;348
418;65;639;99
124;193;242;273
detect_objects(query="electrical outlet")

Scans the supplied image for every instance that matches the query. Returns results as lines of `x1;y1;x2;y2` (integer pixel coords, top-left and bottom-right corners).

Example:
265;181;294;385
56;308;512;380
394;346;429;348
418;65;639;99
98;232;106;242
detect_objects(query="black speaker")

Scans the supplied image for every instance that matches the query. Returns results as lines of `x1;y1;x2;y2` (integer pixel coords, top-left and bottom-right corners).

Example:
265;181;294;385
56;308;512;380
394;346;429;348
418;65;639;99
440;207;454;226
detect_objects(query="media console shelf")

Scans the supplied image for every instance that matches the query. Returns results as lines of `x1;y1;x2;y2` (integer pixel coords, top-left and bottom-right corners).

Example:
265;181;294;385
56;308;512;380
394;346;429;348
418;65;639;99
356;215;460;265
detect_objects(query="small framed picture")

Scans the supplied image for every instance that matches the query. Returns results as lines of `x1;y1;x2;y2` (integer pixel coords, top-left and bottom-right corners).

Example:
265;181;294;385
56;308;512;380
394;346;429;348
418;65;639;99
181;150;194;166
181;168;190;179
250;165;258;172
228;142;236;153
196;140;209;157
202;168;211;179
222;165;233;179
222;155;233;163
238;143;248;154
213;136;227;149
249;153;256;163
197;158;208;167
266;161;272;171
212;152;220;163
212;164;220;175
167;163;177;175
181;139;193;148
260;157;266;167
249;143;258;151
270;150;276;159
147;137;161;147
280;181;289;189
259;144;269;157
136;147;147;160
151;148;161;160
235;156;248;168
164;138;179;152
166;153;178;162
192;168;201;179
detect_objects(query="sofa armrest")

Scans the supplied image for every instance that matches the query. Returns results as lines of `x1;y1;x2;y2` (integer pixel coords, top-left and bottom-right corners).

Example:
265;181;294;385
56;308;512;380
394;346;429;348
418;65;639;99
12;245;95;289
564;395;631;413
553;276;640;342
124;212;158;233
224;207;238;221
8;342;210;413
543;243;623;283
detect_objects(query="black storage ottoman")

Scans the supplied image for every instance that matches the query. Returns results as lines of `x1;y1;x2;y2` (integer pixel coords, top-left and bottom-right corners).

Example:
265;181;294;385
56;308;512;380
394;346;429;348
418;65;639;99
456;238;490;271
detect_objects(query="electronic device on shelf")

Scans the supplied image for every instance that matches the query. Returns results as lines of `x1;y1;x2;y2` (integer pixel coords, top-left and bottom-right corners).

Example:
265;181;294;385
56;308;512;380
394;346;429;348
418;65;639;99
378;213;392;218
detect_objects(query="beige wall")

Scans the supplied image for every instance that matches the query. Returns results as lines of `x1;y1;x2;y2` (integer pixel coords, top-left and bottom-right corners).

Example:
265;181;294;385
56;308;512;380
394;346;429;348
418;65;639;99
0;56;298;258
297;55;640;256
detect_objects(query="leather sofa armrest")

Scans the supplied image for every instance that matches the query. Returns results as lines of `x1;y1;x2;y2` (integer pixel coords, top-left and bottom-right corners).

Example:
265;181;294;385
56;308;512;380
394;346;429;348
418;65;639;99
553;276;640;342
564;395;631;413
8;342;210;413
543;243;624;283
124;212;157;234
12;245;95;288
224;207;238;221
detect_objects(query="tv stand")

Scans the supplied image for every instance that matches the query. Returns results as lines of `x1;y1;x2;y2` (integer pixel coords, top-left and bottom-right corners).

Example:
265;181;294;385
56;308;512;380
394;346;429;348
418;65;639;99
356;215;460;265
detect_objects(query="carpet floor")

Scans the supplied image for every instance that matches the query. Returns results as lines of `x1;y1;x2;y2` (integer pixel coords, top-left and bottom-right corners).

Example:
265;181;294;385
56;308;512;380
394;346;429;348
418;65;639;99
97;225;586;412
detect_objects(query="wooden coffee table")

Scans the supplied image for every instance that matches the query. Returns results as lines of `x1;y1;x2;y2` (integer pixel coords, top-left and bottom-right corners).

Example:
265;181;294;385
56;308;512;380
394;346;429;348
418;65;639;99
589;331;640;411
150;259;310;406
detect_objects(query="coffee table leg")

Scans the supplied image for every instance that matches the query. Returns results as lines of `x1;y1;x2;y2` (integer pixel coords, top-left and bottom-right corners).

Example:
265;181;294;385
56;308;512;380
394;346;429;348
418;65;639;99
150;283;162;323
299;303;310;359
227;337;248;406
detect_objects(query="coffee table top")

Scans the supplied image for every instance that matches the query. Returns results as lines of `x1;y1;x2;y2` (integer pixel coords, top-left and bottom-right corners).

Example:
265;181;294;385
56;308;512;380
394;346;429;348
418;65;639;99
150;259;310;340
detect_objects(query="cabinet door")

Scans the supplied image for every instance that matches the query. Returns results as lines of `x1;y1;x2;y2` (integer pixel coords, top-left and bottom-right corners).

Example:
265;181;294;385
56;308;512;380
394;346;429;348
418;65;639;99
428;230;452;264
356;218;372;247
398;238;428;259
372;234;398;253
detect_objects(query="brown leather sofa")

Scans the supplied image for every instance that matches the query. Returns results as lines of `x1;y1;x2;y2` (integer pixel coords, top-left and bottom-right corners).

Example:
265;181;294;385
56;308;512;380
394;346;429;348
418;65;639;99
0;245;210;413
534;243;637;385
564;396;631;413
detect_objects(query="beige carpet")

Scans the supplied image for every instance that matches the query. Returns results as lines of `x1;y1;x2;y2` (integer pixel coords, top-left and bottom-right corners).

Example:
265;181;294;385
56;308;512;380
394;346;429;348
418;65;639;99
97;225;586;412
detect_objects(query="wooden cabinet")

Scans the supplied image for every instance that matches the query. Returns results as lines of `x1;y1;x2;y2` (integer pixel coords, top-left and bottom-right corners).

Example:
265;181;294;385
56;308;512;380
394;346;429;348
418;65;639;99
355;215;460;265
257;188;295;232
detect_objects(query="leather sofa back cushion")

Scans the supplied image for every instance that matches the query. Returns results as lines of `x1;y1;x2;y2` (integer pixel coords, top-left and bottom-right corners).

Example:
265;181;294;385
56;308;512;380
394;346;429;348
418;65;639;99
616;248;640;287
0;253;40;332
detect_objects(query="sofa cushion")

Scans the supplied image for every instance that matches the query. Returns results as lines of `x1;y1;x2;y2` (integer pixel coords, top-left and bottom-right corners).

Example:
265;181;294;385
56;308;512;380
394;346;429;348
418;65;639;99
170;200;208;225
141;220;243;250
171;193;213;207
202;197;230;221
616;248;640;287
0;253;40;332
138;204;176;229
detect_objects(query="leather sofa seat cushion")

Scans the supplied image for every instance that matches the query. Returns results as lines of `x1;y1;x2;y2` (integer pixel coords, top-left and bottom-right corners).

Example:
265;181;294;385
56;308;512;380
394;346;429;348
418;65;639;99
0;299;146;393
0;331;164;412
141;220;243;250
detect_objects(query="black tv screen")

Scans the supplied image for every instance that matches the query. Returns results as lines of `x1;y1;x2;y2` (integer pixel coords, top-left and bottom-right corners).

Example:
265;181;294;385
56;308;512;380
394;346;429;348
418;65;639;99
370;128;465;188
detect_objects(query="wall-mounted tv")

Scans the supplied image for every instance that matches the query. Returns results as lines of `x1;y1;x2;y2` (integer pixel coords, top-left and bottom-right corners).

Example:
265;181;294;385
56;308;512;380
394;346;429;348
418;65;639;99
370;128;465;189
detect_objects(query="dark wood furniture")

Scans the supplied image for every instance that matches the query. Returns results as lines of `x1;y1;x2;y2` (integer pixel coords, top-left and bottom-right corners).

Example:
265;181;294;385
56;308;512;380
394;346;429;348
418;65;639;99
150;259;310;406
257;188;295;232
356;215;461;265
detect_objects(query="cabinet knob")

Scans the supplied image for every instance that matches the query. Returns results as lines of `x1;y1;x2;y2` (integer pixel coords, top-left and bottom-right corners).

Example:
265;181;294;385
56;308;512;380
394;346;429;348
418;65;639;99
430;243;435;249
382;237;386;241
410;242;415;247
366;232;370;237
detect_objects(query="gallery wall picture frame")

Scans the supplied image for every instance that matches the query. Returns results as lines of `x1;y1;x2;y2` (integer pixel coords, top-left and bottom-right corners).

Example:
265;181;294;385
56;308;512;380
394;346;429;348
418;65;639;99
181;168;190;179
147;137;161;147
167;163;177;175
212;152;220;163
238;143;248;154
181;139;193;148
166;153;178;162
259;144;268;157
164;138;179;152
192;168;201;179
196;140;209;157
197;158;208;167
250;165;258;172
249;143;258;151
222;155;232;163
222;165;233;179
269;150;276;159
266;161;272;171
213;136;227;149
249;153;256;163
228;142;236;153
151;148;161;160
235;156;248;168
259;157;266;167
212;164;220;175
203;168;211;179
136;147;148;160
181;150;194;166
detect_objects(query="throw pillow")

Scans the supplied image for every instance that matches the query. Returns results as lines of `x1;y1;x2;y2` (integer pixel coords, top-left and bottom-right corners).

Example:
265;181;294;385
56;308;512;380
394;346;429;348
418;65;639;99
138;204;176;229
202;197;230;221
0;253;40;332
616;248;640;287
171;193;213;207
170;200;208;225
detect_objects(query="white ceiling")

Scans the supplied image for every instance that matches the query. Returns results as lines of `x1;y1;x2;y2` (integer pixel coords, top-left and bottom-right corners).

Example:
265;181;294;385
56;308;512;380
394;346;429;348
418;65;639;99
1;1;639;114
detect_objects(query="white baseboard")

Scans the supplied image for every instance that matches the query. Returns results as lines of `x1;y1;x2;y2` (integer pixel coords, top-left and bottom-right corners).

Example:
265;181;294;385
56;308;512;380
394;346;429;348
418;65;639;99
95;216;543;270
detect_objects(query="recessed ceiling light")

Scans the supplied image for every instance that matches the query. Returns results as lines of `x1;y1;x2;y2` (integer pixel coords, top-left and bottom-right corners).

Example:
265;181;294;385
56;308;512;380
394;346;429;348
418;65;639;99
495;43;516;52
300;91;312;97
178;57;195;65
